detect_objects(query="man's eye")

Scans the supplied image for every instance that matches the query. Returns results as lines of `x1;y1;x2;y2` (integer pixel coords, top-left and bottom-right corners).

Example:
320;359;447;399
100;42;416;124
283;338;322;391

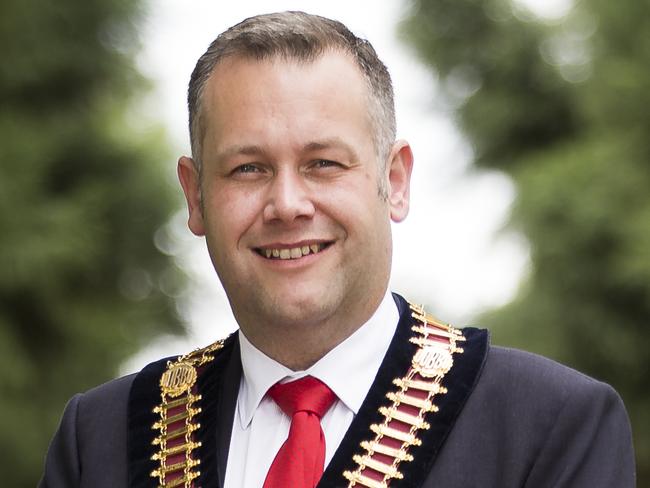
234;163;261;174
314;159;340;168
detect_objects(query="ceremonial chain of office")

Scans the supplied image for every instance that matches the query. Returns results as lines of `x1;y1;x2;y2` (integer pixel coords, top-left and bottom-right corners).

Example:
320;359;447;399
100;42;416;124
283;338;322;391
343;303;465;488
150;340;225;488
149;301;464;488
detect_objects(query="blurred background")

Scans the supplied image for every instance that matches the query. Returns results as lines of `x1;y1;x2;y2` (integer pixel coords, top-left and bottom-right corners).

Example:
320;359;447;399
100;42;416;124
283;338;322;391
1;0;648;486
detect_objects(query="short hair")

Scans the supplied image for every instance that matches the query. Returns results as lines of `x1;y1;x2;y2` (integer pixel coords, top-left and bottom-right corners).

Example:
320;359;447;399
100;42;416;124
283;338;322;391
187;11;396;173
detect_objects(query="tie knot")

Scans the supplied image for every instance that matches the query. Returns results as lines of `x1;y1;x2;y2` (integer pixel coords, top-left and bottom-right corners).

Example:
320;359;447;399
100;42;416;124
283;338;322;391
268;376;336;419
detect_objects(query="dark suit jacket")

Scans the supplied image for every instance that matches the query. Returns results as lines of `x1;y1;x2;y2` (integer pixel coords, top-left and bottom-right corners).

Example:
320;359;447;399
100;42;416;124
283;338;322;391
40;295;635;487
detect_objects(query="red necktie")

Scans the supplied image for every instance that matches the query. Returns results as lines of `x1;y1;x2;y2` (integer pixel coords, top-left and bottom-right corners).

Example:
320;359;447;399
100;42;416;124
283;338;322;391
263;376;337;488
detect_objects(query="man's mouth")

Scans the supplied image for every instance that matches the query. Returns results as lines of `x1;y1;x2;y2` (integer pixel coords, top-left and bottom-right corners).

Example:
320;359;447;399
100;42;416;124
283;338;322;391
255;242;331;260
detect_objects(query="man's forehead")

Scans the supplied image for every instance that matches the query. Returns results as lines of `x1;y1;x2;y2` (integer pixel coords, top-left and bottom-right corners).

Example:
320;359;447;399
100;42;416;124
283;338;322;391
199;50;368;120
194;49;376;163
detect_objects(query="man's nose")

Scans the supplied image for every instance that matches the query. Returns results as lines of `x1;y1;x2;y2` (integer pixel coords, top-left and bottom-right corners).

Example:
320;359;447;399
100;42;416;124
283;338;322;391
262;170;316;223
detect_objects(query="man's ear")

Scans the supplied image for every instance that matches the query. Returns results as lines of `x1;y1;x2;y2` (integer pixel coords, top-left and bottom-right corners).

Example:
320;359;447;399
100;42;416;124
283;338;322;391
177;156;206;236
386;140;413;222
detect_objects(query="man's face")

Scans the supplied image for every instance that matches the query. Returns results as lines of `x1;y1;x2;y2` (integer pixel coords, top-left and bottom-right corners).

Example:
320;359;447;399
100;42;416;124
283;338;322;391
179;51;412;340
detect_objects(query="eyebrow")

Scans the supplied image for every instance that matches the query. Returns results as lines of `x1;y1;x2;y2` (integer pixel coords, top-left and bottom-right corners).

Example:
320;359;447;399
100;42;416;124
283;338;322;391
304;138;350;152
216;137;360;163
215;144;266;162
304;138;360;161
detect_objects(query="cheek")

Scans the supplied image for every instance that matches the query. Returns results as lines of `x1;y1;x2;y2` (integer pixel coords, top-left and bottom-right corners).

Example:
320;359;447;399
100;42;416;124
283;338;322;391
205;189;262;238
322;198;388;246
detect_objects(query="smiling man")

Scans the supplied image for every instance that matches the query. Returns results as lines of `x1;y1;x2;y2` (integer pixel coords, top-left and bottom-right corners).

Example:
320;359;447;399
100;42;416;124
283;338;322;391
178;49;410;373
41;11;635;488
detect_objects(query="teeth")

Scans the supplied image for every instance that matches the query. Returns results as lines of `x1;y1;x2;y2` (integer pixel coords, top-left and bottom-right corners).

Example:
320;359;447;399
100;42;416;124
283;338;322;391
260;243;326;260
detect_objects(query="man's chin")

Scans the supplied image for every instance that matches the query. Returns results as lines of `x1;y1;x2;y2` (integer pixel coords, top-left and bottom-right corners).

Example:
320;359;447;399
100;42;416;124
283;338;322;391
252;292;341;329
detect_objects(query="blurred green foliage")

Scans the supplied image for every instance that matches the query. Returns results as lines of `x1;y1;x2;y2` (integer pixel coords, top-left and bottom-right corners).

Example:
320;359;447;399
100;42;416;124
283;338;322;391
402;0;649;483
0;0;184;485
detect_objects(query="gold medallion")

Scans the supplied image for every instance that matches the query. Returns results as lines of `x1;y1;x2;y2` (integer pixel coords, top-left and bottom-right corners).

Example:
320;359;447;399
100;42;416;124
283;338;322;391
160;361;198;398
412;345;454;378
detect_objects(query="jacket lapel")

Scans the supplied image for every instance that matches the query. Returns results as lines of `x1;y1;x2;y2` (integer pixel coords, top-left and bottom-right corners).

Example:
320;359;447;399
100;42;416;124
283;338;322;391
318;293;489;488
215;337;242;488
193;333;239;488
127;333;240;488
127;357;168;487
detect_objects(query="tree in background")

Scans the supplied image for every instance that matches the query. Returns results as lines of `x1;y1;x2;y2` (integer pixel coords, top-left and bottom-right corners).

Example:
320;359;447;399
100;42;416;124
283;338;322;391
402;0;649;483
0;0;184;485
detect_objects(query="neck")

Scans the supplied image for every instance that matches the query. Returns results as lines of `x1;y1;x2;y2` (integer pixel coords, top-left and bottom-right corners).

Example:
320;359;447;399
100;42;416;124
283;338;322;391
238;295;385;371
262;329;347;371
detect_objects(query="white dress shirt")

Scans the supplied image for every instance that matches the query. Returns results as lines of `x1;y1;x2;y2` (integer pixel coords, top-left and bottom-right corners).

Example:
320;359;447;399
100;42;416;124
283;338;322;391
223;290;399;488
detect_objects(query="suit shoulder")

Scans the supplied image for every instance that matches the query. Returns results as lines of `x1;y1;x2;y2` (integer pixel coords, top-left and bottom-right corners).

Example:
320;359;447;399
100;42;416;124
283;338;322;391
81;333;239;400
76;353;173;416
482;345;621;405
487;345;605;384
477;349;635;486
82;372;137;403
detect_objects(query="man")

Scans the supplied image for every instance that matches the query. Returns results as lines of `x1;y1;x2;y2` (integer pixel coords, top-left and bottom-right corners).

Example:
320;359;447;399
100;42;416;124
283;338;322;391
40;11;635;488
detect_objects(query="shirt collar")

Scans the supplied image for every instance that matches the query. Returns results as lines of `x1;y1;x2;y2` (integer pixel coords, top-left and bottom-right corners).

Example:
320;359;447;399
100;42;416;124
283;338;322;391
237;290;399;428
